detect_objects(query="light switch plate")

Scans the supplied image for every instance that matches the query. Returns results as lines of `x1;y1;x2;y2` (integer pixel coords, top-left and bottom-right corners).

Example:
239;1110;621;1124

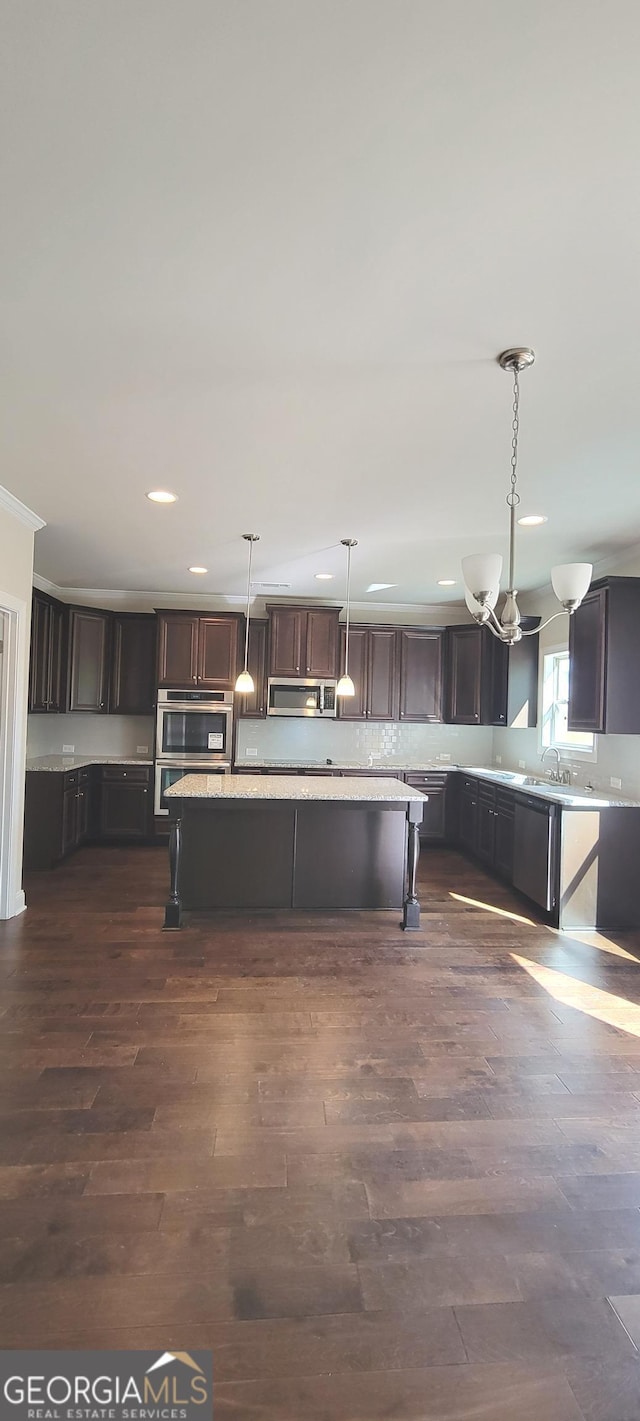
518;759;526;768
62;744;74;753
495;754;502;764
610;776;622;789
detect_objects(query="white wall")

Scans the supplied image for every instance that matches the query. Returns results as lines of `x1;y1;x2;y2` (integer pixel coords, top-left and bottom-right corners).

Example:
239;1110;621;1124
0;493;41;917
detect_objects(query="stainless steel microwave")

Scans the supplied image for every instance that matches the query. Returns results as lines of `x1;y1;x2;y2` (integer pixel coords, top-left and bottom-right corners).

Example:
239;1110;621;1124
267;677;337;717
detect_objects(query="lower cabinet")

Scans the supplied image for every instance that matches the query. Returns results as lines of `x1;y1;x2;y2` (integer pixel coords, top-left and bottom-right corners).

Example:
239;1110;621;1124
24;764;152;869
454;773;559;913
404;773;448;841
99;766;151;839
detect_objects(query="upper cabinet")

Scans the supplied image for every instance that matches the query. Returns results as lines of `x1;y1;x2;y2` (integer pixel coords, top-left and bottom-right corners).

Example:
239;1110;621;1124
67;608;111;714
156;612;241;690
568;577;640;734
399;628;444;722
446;626;482;724
446;621;539;727
267;606;340;679
110;614;156;715
29;592;65;713
237;620;268;719
338;625;399;721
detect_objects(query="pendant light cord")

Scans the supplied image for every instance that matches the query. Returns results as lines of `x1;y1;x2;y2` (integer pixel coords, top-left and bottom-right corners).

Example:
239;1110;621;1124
243;536;256;673
506;366;521;593
344;541;352;677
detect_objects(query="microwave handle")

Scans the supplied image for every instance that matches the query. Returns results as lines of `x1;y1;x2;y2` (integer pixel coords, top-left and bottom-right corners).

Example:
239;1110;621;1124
319;683;325;714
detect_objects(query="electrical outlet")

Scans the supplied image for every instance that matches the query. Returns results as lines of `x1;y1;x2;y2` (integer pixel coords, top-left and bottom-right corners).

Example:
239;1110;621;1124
245;747;258;757
136;744;148;754
62;744;74;753
495;754;502;764
610;776;622;789
439;753;451;762
518;759;526;769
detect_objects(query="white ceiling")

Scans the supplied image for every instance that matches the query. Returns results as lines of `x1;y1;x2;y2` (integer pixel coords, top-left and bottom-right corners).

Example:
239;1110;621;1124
2;0;640;606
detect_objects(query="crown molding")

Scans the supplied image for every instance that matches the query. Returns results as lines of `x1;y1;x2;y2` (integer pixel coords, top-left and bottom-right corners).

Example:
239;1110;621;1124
0;486;45;532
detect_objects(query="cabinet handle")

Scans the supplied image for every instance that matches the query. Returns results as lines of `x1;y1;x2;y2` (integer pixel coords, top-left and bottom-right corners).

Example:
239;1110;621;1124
143;788;148;794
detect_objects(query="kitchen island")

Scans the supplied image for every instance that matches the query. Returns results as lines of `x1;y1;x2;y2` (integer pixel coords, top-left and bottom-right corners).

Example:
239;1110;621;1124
163;774;426;930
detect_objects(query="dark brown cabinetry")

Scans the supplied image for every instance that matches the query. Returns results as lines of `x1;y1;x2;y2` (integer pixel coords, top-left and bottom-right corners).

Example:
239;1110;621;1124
268;605;340;678
446;621;539;727
99;766;151;839
458;775;479;854
156;612;241;690
29;592;65;713
404;772;447;840
110;615;156;715
25;767;95;869
67;609;111;713
24;763;152;868
237;620;268;718
399;629;444;722
338;626;399;721
568;578;640;735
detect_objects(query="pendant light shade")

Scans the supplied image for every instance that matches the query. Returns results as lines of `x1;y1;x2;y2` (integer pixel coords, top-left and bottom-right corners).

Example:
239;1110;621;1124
551;562;593;609
336;537;358;698
234;533;260;694
462;553;503;603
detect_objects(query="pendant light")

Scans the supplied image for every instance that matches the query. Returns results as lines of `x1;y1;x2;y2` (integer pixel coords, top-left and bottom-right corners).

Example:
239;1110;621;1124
336;537;358;697
235;533;260;693
461;349;592;643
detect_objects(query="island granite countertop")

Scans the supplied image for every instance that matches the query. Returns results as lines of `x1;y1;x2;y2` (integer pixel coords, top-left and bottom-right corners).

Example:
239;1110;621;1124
166;773;428;803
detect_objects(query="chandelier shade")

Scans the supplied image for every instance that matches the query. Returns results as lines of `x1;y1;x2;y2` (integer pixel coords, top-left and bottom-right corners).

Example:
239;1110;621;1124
461;553;503;603
551;562;593;608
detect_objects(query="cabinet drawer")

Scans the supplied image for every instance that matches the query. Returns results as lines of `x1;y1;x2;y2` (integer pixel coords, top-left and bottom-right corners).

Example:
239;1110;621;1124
63;771;79;788
405;773;447;789
101;766;150;783
496;790;515;816
461;776;478;794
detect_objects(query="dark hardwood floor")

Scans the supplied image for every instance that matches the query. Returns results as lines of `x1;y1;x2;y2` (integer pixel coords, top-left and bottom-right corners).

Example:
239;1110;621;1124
2;846;640;1417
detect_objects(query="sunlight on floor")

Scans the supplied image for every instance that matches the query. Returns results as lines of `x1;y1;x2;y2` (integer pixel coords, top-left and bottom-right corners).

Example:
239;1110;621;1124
561;930;640;963
512;952;640;1036
450;892;534;927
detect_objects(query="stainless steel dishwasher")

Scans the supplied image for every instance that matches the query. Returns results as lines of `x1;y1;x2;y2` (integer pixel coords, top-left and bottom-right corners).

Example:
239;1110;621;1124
512;794;559;913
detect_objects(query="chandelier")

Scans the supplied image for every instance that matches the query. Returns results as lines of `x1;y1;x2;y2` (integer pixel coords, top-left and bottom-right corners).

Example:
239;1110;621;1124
461;348;592;643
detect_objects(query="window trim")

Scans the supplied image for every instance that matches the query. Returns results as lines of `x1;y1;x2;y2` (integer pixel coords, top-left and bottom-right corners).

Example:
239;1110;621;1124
539;645;597;761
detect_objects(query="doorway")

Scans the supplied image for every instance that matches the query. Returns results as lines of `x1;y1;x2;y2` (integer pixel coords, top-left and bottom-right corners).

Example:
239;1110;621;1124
0;594;29;919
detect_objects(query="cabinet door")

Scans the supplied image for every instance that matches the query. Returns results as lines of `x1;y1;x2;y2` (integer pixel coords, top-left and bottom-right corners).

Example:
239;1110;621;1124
67;609;110;713
47;602;65;712
237;620;268;718
459;785;478;854
399;629;443;722
29;595;52;711
305;610;339;677
476;792;496;863
405;774;447;840
367;628;399;720
100;772;150;838
337;627;368;720
268;608;305;677
111;616;156;715
446;627;482;724
197;618;239;689
494;801;515;881
76;777;91;844
61;785;79;855
157;615;199;688
568;587;607;732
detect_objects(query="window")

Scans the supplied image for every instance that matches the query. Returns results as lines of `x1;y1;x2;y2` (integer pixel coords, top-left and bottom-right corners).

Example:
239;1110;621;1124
541;650;595;755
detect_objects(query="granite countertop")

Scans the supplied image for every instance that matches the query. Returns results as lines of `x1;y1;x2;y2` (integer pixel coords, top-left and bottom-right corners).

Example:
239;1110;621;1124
462;766;640;809
237;759;453;771
166;773;428;803
26;756;153;772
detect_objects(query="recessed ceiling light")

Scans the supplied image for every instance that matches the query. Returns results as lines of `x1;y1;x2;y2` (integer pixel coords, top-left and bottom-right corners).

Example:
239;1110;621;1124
437;579;457;587
147;490;177;503
188;566;208;574
366;583;397;593
315;573;334;580
517;514;548;526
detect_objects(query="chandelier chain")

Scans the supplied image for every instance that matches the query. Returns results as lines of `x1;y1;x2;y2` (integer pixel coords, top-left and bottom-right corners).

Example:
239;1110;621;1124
507;367;521;509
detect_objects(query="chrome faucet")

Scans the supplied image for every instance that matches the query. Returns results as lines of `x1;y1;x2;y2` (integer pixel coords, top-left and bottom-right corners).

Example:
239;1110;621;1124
541;746;562;782
540;746;571;784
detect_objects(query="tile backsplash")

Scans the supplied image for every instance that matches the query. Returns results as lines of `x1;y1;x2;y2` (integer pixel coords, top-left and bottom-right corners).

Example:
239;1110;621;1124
27;714;155;760
236;718;494;765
